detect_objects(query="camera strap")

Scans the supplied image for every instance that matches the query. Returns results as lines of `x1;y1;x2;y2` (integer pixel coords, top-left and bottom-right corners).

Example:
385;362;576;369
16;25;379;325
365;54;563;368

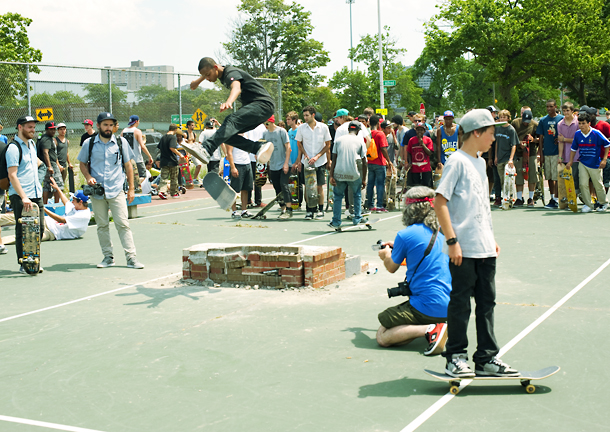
406;229;439;283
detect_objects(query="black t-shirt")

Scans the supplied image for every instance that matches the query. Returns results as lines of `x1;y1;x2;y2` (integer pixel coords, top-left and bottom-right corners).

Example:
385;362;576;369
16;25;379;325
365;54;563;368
159;133;179;167
80;131;96;147
37;134;58;164
220;66;275;107
56;137;69;166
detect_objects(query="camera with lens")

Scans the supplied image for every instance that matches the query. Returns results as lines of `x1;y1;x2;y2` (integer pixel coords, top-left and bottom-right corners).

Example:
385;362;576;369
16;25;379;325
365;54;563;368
82;183;105;197
387;281;412;298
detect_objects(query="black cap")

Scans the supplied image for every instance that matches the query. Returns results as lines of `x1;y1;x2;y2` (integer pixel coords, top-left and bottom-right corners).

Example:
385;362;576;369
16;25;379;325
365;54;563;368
96;112;117;123
486;105;498;113
407;111;417;117
522;110;533;123
380;120;391;128
314;112;323;122
204;119;213;128
391;114;403;125
16;115;38;128
45;121;57;129
586;106;597;115
347;121;361;132
578;105;589;113
357;114;368;121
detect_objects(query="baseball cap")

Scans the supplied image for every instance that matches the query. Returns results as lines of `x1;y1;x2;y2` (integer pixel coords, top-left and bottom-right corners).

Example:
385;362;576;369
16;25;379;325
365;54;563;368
380;120;391;129
522;110;533;123
347;121;361;132
128;115;139;126
334;108;349;118
266;115;275;124
204;119;213;128
486;105;498;113
357;114;368;121
71;190;90;203
578;105;589;113
56;122;67;128
45;121;57;129
415;122;427;130
407;111;417;117
83;119;93;126
443;110;455;118
97;112;117;123
461;108;507;134
586;106;598;115
314;112;323;122
16;115;38;128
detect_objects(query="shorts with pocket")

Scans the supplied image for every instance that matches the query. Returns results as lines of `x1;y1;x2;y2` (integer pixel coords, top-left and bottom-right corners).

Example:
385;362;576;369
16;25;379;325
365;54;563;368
230;163;253;192
378;299;446;329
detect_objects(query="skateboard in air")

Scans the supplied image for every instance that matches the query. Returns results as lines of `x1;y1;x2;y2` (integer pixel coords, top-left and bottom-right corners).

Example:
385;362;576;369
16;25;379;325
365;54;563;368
424;366;560;395
18;203;41;275
202;172;238;211
561;166;578;212
557;162;568;209
330;217;380;232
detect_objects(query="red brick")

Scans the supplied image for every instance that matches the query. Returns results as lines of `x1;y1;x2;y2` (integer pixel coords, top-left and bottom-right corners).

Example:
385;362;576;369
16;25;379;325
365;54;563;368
191;264;206;273
190;271;205;279
182;270;191;279
280;268;303;276
210;267;224;274
247;253;260;261
289;260;303;268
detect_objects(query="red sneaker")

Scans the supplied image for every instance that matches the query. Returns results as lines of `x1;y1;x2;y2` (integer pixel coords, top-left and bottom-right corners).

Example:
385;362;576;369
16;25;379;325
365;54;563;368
424;323;448;356
158;192;167;200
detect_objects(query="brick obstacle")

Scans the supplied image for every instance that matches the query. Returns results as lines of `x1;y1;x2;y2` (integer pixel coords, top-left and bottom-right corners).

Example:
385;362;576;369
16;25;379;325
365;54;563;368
182;244;365;288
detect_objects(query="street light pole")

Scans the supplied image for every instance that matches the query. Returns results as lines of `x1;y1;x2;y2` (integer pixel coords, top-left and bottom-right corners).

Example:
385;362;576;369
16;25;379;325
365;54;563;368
378;0;384;110
347;0;355;72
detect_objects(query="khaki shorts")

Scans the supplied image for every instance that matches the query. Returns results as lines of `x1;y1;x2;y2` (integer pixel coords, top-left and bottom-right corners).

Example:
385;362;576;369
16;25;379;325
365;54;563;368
528;155;538;184
378;300;445;329
544;154;558;181
513;158;525;185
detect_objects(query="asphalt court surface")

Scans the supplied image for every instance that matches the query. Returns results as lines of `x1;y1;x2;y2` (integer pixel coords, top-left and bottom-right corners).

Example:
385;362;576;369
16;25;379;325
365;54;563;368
1;190;609;431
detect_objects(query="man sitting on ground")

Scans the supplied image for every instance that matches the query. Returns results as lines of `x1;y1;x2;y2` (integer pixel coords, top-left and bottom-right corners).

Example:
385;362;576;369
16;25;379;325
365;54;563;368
42;177;92;241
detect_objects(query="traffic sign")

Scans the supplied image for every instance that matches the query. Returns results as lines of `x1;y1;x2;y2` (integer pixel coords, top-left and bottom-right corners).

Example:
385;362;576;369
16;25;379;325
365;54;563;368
383;88;388;94
192;109;207;124
376;108;388;115
171;114;192;124
36;107;54;122
383;80;396;87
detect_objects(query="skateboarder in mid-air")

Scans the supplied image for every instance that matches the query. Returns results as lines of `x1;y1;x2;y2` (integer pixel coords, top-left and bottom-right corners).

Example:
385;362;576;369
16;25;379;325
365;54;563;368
190;57;274;165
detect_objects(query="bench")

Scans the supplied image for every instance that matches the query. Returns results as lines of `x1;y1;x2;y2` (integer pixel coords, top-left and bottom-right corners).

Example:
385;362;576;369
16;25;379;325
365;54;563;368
45;193;151;219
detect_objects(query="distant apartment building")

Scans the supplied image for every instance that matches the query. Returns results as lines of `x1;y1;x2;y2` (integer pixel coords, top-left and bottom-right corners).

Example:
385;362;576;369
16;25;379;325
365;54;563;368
101;60;174;91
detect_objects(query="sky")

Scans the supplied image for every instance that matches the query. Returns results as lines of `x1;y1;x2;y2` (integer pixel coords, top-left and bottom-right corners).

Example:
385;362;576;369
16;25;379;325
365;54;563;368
1;0;440;86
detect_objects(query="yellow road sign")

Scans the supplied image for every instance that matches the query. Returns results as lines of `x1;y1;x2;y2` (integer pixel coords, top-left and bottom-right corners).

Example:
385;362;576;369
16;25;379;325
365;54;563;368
36;107;54;122
192;109;207;124
376;108;388;115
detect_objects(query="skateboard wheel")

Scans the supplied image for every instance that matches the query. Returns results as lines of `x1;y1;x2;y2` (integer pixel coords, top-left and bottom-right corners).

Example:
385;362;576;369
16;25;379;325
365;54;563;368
18;218;23;224
34;259;39;264
449;386;459;395
34;218;39;224
19;258;23;264
525;385;535;394
367;224;372;230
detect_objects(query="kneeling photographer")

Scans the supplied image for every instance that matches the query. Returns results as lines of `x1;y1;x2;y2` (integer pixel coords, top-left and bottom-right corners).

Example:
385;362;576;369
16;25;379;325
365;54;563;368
376;186;451;355
77;112;144;269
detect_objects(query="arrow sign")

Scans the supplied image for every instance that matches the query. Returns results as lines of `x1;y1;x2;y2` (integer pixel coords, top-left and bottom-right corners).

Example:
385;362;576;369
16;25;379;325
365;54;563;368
192;109;207;124
35;107;54;122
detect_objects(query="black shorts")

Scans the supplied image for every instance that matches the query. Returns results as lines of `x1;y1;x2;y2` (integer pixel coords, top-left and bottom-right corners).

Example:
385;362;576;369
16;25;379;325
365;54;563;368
302;163;327;185
230;163;253;192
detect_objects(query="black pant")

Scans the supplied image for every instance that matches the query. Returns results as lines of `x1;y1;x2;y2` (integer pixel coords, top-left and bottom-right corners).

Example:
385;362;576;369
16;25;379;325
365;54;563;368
443;257;500;364
10;195;45;265
201;100;275;155
248;161;263;205
269;169;291;207
407;171;433;188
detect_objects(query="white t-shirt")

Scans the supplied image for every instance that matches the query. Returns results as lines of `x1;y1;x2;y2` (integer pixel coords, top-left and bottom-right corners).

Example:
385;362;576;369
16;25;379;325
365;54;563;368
199;129;221;161
232;147;251;165
295;121;331;167
45;201;91;240
141;170;152;194
435;149;496;258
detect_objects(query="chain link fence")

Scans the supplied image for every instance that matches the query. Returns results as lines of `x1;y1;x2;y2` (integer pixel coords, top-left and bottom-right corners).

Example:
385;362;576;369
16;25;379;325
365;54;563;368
0;61;282;139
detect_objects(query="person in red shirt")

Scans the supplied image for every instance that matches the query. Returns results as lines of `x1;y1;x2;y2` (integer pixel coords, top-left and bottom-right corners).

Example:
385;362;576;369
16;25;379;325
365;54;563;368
406;122;434;188
366;115;392;212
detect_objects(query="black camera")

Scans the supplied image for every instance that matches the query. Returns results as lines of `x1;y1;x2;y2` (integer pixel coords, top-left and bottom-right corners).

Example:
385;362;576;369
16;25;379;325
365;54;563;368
387;281;412;298
82;183;105;197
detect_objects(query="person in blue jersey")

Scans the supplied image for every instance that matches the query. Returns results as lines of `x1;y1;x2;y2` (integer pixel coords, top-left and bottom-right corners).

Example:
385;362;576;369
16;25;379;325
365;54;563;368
436;110;462;167
376;186;451;356
566;113;609;213
536;99;564;208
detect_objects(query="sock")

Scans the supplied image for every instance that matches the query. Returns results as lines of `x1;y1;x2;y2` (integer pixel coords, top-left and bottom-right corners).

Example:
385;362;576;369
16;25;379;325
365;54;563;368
551;194;555;200
517;191;523;200
319;204;324;212
529;191;534;199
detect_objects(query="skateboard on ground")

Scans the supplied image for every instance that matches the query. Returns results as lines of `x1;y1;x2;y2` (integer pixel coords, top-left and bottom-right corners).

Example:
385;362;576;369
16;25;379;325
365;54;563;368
68;167;75;193
557;162;568;209
331;217;380;232
288;173;299;210
202;172;238;211
522;143;529;182
179;156;195;189
502;164;517;210
251;193;282;220
18;202;41;275
424;366;560;395
304;164;318;209
433;165;443;189
561;166;578;212
533;164;545;205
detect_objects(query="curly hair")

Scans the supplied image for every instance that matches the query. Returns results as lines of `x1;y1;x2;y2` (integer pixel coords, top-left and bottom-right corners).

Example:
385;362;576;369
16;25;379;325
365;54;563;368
402;186;439;231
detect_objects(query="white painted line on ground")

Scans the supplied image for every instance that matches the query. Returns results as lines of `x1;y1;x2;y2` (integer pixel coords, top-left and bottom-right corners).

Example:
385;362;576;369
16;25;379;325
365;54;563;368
0;414;106;432
0;273;181;324
400;256;610;432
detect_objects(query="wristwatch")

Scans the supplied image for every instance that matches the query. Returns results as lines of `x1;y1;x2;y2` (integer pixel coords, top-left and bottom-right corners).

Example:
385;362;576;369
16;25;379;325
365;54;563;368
446;237;458;246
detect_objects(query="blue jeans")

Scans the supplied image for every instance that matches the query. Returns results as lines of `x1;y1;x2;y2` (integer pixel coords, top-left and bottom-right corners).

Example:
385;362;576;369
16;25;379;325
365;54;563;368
366;164;386;208
331;178;362;226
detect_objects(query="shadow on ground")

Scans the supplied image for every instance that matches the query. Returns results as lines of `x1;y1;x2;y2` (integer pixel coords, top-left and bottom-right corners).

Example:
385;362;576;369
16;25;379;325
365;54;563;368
116;285;221;308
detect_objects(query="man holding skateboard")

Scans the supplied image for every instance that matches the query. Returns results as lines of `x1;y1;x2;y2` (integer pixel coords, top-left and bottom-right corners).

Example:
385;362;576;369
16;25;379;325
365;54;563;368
189;58;273;166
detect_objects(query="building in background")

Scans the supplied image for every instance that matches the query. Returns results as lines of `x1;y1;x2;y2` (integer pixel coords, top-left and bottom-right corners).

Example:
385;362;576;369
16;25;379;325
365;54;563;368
101;60;174;91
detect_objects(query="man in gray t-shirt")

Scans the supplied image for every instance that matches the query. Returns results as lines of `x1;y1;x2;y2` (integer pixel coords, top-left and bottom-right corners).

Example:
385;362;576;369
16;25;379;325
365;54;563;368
329;121;368;227
263;117;293;219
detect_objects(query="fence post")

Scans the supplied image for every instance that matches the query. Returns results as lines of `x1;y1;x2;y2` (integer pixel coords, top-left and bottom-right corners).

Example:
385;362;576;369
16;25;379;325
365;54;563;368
277;76;282;120
108;69;112;113
178;74;182;129
26;64;31;116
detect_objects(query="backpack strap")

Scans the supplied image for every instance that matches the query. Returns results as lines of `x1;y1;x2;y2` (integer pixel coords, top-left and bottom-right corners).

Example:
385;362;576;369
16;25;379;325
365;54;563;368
406;229;439;284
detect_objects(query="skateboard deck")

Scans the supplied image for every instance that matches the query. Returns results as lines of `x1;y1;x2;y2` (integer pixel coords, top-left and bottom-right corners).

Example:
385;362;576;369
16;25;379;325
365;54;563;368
433;165;443;189
332;217;380;232
18;203;41;275
521;144;529;181
424;366;560;394
557;162;567;209
179;157;194;189
202;172;238;211
561;166;578;212
533;164;545;205
222;157;231;185
288;173;299;210
502;164;517;210
68;167;75;193
304;165;318;209
251;193;282;220
385;165;398;210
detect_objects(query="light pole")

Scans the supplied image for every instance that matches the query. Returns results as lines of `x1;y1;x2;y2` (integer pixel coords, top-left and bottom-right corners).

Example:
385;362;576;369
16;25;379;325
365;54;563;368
347;0;355;72
377;0;384;110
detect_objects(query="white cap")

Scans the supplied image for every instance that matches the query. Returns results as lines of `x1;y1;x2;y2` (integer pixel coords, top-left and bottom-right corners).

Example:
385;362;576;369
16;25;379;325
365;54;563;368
460;109;506;133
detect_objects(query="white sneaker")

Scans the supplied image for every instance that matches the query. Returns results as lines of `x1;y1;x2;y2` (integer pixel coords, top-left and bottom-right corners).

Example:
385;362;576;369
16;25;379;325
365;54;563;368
127;258;145;269
582;205;592;213
596;203;608;212
97;256;115;268
445;353;475;378
256;142;274;164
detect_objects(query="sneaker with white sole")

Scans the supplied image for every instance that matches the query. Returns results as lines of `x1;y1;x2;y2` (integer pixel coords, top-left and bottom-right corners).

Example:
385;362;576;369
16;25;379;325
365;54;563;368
315;211;324;219
445;353;475;378
596;203;608;212
475;357;520;377
97;256;115;268
241;210;253;218
424;323;448;356
582;205;592;213
0;244;7;255
126;258;145;269
256;142;274;164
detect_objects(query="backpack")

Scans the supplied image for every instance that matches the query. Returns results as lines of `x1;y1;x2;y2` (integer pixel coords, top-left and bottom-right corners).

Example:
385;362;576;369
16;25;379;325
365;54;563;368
366;137;378;162
0;141;22;191
123;131;136;150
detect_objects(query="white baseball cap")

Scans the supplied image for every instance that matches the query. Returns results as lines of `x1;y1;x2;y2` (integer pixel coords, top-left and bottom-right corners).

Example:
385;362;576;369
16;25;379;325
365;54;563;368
460;109;506;133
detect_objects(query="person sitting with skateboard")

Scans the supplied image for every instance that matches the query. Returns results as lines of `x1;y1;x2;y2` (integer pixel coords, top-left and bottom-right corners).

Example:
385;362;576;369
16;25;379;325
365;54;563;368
376;186;451;356
189;57;274;166
6;116;45;274
435;108;519;378
263;115;293;220
42;177;91;241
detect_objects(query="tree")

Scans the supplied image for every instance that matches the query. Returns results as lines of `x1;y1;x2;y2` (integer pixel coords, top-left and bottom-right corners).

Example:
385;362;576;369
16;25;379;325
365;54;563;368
223;0;330;114
84;83;127;109
307;86;340;121
0;13;42;106
329;68;375;115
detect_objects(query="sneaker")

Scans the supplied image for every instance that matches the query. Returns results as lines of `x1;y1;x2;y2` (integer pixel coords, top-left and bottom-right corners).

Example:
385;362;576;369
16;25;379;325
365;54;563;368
489;196;495;203
241;210;253;218
527;198;534;208
126;258;145;269
305;212;314;220
171;193;180;198
493;197;502;206
352;217;368;226
424;323;448;356
597;203;608;212
193;179;200;185
514;198;524;207
544;199;558;209
475;357;520;377
19;265;26;274
594;202;602;211
158;192;167;200
256;142;274;164
445;353;475;378
278;209;293;220
0;244;7;255
315;211;324;219
97;256;115;268
327;222;341;229
193;145;210;164
377;207;389;213
231;210;242;219
582;205;592;213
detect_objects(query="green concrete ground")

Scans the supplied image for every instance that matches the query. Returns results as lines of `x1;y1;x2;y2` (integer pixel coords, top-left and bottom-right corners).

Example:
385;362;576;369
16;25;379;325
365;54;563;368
1;190;609;431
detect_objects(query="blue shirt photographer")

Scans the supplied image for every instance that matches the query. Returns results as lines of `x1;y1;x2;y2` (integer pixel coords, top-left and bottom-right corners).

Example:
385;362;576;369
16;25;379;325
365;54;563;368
391;223;452;318
77;134;132;200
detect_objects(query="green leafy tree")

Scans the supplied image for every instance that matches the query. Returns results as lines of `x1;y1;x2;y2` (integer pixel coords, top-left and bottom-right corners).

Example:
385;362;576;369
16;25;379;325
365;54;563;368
306;86;340;121
329;68;375;115
83;83;127;111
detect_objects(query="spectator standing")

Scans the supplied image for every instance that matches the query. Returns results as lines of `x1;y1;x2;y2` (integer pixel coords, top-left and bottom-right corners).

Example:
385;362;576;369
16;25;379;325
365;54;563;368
199;119;224;176
38;121;64;204
263;115;292;219
55;123;73;186
286;111;303;208
406;122;434;188
511;108;539;207
157;125;182;200
436;110;462;166
122;115;152;185
494;110;520;204
557;102;580;199
536;99;564;208
80;119;96;146
366;115;392;212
